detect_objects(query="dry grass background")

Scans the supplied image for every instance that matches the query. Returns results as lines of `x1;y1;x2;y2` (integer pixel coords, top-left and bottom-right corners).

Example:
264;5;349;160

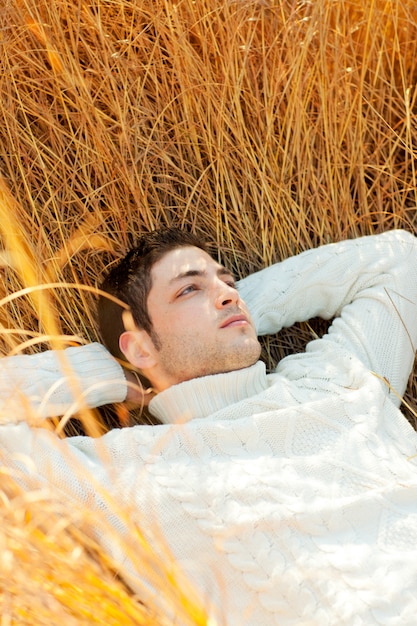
0;0;417;622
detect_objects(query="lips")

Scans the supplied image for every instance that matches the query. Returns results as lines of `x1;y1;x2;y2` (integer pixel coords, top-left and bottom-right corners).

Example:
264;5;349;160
220;314;249;329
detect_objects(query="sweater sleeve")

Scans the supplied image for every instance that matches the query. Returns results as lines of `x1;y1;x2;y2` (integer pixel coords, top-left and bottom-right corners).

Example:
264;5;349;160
0;343;128;423
237;230;417;399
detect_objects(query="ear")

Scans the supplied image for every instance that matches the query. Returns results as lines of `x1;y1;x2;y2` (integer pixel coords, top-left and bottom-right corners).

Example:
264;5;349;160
119;329;157;371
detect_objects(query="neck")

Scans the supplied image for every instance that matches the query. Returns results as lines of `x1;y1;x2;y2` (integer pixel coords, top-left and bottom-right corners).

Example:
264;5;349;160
149;361;268;424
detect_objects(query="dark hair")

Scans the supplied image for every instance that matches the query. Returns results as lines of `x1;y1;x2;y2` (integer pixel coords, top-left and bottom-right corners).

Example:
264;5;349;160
97;227;208;360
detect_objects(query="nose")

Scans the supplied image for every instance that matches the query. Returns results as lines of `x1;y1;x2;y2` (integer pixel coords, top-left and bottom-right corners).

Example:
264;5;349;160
214;281;239;309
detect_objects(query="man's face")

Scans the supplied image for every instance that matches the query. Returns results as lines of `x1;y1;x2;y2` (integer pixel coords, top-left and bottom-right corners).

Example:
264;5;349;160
146;246;261;389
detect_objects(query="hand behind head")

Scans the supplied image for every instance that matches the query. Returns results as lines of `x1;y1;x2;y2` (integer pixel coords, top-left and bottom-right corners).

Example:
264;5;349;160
123;369;156;408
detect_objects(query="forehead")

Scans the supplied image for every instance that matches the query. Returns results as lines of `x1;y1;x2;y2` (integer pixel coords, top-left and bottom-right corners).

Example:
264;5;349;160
151;246;226;287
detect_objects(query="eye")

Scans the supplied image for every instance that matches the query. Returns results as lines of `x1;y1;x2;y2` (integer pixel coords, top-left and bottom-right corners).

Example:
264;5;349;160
177;284;199;297
222;276;236;289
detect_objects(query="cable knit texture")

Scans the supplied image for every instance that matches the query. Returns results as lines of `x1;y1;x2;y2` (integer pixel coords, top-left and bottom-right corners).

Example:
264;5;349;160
0;342;126;422
2;230;417;625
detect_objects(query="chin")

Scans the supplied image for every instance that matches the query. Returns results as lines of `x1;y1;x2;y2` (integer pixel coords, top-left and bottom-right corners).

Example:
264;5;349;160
224;347;261;374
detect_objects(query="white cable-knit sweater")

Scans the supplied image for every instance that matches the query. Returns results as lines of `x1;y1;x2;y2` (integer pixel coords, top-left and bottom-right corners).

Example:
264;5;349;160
2;230;417;625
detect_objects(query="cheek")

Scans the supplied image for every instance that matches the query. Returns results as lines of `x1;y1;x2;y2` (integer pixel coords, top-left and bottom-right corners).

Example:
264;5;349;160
152;310;193;339
152;302;215;339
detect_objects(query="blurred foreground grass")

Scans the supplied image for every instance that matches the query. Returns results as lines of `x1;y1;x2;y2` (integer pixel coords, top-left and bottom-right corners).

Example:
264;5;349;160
0;0;417;622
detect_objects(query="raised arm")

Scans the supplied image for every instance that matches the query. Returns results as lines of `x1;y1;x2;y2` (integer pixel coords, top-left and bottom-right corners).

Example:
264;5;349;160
237;230;417;400
0;343;127;422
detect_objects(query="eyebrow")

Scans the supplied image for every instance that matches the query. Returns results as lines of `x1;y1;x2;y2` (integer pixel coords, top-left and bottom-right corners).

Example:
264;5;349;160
169;267;235;285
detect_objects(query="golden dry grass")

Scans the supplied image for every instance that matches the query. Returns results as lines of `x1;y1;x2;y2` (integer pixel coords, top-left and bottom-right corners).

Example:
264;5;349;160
0;468;212;625
0;0;417;621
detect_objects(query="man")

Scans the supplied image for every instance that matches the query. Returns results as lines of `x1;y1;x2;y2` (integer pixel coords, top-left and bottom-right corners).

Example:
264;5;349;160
1;227;417;625
97;227;262;399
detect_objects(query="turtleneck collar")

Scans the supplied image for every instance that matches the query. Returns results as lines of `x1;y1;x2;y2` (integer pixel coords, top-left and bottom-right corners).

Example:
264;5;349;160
149;361;269;424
